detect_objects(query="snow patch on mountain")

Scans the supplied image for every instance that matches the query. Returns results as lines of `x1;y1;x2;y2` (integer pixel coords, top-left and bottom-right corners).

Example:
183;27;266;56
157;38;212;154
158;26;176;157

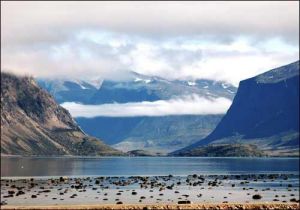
87;78;103;89
222;83;229;89
134;77;152;84
187;81;196;86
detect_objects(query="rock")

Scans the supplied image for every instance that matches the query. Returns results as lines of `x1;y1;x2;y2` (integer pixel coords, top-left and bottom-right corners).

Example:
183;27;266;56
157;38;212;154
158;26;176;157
116;201;123;204
8;190;15;195
290;198;297;202
31;195;37;198
3;195;13;198
178;200;192;204
42;190;51;193
0;201;7;206
16;191;25;196
70;194;77;198
252;194;262;199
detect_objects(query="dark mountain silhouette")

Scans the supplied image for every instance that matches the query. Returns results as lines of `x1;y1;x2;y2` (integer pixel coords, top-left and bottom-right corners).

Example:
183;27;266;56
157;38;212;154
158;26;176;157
173;61;299;156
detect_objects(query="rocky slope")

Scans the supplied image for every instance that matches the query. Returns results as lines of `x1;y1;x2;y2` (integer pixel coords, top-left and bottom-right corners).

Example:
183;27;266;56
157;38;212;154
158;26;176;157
173;61;299;156
1;72;123;156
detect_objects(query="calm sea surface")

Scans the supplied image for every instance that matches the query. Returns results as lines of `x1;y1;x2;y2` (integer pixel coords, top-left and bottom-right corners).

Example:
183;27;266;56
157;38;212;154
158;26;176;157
1;157;299;177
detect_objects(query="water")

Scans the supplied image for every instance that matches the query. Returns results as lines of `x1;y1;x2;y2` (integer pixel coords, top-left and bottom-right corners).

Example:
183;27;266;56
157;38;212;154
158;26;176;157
1;157;299;205
1;156;299;177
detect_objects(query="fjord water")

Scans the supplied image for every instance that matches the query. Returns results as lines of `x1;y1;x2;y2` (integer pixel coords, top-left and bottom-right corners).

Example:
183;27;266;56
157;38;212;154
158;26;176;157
1;157;299;177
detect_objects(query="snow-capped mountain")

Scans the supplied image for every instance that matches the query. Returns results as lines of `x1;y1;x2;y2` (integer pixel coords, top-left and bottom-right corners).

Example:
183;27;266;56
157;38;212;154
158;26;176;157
38;72;237;104
38;72;237;153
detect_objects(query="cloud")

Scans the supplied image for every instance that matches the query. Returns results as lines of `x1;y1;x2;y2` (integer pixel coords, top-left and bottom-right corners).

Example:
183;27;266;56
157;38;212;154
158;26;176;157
60;95;232;117
1;1;299;85
2;2;299;43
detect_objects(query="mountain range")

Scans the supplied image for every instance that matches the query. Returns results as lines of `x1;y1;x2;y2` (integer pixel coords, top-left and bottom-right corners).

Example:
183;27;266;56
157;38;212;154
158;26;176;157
38;72;236;104
172;61;299;157
38;72;237;153
1;61;298;157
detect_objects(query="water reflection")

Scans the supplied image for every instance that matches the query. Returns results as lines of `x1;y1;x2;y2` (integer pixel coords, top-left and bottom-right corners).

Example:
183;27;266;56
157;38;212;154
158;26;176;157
1;157;299;177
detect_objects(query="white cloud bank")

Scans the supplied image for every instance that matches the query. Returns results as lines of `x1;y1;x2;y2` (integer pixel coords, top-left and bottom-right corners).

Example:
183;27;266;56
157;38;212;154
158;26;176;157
1;1;299;85
61;95;232;117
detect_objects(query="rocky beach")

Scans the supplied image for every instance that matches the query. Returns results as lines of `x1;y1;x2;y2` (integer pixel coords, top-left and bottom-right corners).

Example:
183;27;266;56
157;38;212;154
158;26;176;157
1;174;299;209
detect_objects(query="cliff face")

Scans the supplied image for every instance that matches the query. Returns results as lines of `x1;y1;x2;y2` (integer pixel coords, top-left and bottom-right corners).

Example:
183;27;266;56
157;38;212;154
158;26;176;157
173;61;299;156
1;72;123;156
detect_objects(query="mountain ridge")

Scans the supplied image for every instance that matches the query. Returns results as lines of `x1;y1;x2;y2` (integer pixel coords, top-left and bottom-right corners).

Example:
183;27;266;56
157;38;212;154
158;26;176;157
172;61;299;156
1;72;123;156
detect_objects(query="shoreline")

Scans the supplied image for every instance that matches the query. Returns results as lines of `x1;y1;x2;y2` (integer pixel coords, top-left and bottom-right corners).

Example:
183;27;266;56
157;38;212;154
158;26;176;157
2;172;299;183
1;154;300;158
2;174;299;207
1;203;299;210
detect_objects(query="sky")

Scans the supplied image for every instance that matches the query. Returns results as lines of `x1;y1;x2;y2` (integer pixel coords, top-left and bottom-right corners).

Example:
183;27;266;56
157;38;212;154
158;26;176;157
1;1;299;86
1;1;299;117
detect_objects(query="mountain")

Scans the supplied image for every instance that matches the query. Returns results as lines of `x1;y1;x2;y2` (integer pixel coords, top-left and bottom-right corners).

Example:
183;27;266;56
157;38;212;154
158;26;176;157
1;72;123;156
38;72;236;104
38;72;237;153
76;115;223;153
172;61;299;156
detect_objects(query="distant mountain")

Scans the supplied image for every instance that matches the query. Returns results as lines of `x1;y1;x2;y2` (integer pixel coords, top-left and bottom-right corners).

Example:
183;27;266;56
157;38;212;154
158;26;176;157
38;72;237;153
1;72;123;156
173;144;266;157
38;71;236;104
172;61;299;157
76;115;223;153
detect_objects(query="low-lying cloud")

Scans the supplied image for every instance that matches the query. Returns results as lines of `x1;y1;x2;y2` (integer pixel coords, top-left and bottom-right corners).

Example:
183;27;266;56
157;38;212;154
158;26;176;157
61;95;232;117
